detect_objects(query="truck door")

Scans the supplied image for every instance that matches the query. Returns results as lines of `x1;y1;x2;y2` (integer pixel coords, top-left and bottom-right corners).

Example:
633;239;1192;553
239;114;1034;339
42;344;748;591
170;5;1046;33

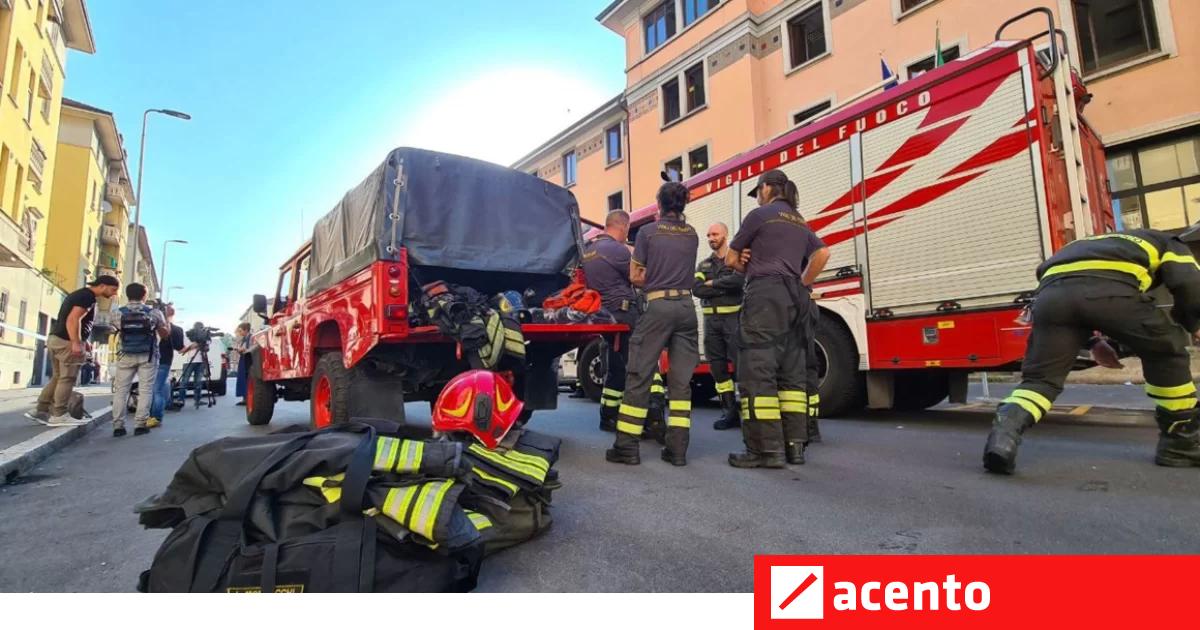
268;265;296;378
287;254;311;376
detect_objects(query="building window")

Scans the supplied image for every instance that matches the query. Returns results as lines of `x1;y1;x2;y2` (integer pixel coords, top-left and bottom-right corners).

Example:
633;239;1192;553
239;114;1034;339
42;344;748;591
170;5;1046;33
684;62;706;112
0;145;9;209
605;123;623;164
17;299;27;344
8;43;22;101
0;290;8;339
906;45;961;79
1073;0;1161;74
562;151;577;187
1107;134;1200;231
899;0;939;14
663;156;684;182
786;3;828;71
24;69;34;122
688;145;710;177
644;1;677;54
683;0;720;27
662;61;706;126
662;77;681;125
793;100;833;127
12;371;19;385
608;191;624;212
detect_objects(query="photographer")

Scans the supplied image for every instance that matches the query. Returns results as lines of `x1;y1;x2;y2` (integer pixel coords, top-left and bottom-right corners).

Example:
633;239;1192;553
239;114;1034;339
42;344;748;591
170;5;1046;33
180;321;216;409
111;284;169;437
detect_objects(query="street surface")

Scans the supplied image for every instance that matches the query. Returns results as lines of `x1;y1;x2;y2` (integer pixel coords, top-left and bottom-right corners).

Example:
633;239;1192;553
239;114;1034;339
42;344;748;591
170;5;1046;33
0;383;1196;592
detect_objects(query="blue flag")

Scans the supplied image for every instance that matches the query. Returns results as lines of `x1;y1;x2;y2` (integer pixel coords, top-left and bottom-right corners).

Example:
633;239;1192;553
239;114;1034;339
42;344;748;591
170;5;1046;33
881;57;898;90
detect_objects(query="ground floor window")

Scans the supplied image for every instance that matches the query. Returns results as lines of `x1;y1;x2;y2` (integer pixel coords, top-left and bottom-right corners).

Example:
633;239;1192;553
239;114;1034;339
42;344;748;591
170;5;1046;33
1107;130;1200;231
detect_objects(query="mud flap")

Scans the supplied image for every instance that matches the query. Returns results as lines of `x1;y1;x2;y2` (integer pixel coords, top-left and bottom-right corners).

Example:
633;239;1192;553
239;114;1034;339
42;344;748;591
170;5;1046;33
347;369;407;423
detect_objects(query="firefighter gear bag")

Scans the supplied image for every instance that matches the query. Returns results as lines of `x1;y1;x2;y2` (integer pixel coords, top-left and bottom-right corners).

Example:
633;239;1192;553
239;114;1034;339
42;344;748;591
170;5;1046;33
460;428;562;555
136;424;482;592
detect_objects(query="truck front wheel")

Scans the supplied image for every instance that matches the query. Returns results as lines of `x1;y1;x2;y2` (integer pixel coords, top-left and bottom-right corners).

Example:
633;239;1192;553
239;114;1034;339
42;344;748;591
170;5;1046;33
246;369;275;426
311;352;354;429
815;314;866;417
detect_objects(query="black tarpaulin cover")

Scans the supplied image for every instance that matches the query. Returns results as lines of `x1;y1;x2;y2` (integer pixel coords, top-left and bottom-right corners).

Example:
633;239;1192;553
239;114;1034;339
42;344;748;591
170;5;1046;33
309;147;584;294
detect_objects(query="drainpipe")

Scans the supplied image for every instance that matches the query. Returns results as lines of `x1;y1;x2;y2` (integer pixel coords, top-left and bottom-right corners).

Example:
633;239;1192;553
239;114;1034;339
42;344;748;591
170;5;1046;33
620;95;632;213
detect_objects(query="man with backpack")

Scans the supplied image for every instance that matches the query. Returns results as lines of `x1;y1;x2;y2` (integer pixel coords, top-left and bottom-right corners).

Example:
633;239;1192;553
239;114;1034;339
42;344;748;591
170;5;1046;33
111;283;169;437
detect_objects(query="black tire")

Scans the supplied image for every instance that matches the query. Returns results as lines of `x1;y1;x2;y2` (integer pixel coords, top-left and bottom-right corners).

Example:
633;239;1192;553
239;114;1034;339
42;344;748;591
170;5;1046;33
246;362;275;426
891;370;950;411
311;351;355;429
815;314;865;417
210;366;228;396
577;339;605;403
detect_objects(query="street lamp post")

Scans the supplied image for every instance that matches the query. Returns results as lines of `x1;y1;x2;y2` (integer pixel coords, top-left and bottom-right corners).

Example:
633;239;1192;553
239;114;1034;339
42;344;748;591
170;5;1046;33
166;285;184;303
158;239;188;301
126;108;191;282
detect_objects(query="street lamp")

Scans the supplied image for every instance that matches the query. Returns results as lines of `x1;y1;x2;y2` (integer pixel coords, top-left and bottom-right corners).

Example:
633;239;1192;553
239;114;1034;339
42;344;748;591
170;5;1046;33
126;108;191;280
166;285;184;302
158;239;188;300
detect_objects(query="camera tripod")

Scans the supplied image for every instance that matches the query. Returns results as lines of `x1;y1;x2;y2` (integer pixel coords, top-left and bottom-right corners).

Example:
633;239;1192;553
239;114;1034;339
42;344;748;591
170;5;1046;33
178;346;217;409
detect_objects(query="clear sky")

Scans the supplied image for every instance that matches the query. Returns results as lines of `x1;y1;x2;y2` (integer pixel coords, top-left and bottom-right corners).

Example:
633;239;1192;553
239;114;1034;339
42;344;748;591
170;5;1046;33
64;1;624;330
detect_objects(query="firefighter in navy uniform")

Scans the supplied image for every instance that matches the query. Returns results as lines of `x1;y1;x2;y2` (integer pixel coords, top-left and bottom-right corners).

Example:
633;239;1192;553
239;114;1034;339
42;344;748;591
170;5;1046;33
726;170;830;468
581;210;637;433
606;182;701;466
984;226;1200;474
695;222;745;430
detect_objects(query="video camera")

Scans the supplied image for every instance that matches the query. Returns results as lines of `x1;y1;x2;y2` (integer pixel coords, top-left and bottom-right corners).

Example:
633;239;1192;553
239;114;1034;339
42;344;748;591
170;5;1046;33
186;321;221;350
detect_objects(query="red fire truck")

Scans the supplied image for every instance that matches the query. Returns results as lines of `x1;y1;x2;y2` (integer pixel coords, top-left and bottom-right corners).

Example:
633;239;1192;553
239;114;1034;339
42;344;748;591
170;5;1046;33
579;9;1114;417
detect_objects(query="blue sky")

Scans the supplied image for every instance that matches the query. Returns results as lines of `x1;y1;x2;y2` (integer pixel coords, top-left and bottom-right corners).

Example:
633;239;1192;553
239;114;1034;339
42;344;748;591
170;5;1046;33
64;1;624;329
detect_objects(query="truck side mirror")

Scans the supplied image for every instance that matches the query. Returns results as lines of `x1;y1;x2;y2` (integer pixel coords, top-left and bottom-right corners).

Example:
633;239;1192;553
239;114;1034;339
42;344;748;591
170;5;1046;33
252;294;269;321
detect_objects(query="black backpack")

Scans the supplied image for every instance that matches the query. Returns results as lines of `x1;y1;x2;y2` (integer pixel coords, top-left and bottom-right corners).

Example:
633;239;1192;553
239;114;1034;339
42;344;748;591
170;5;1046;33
119;305;155;355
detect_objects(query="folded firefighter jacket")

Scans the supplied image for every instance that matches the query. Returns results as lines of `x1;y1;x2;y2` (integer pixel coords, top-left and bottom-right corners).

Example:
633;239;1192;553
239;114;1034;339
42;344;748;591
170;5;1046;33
459;428;563;555
420;282;526;370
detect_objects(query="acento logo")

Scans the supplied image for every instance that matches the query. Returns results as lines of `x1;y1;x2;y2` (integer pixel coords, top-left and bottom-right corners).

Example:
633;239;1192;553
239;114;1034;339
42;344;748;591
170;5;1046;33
770;566;824;620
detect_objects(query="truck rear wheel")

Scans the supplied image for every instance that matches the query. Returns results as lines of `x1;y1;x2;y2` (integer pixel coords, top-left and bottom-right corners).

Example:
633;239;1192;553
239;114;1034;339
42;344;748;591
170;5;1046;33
311;351;355;430
577;339;605;403
246;369;275;426
815;314;865;417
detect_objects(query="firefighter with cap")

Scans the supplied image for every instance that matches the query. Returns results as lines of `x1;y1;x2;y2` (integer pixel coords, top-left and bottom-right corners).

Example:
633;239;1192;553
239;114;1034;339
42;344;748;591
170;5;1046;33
984;225;1200;474
695;222;745;430
726;169;830;468
582;209;637;433
606;181;701;466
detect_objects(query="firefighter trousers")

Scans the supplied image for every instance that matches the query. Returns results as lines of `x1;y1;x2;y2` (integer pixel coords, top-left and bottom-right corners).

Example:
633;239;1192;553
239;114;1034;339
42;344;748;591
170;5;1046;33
704;313;739;398
1007;277;1196;430
600;309;639;419
738;277;811;455
614;297;700;456
806;299;820;421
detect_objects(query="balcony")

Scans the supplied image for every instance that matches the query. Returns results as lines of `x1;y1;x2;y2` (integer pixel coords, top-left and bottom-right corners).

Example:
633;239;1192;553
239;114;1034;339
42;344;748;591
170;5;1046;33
0;208;36;268
100;224;122;246
105;174;131;206
29;140;46;193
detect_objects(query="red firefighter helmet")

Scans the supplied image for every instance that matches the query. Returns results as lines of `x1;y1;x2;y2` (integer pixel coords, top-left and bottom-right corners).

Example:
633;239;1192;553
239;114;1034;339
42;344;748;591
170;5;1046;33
432;370;523;449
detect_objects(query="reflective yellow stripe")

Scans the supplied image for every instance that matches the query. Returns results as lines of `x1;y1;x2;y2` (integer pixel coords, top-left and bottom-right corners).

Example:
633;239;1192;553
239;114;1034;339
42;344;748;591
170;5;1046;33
602;388;623;398
1041;260;1152;291
411;480;454;540
695;272;707;281
808;394;820;404
501;449;550;472
382;485;420;524
1154;397;1197;412
374;437;399;471
781;402;807;413
1009;389;1052;412
1162;252;1200;269
756;409;782;420
701;305;742;315
617;420;643;435
650;385;666;394
471;466;520;495
601;398;621;407
1145;382;1197;398
396;440;424;473
1088;233;1161;271
468;444;548;482
778;390;806;402
753;396;780;408
1003;396;1045;422
619;403;648;419
714;379;735;394
466;511;493;531
667;416;691;428
653;373;664;382
669;399;691;411
302;474;345;503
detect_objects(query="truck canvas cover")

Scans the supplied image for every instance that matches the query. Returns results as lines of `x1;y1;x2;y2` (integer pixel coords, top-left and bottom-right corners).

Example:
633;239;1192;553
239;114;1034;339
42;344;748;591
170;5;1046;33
309;147;585;294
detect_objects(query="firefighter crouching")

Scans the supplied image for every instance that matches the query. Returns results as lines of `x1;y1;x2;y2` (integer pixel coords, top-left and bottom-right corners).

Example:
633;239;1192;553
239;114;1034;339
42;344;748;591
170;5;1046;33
581;210;638;433
726;170;830;468
984;225;1200;474
606;182;701;466
695;222;745;430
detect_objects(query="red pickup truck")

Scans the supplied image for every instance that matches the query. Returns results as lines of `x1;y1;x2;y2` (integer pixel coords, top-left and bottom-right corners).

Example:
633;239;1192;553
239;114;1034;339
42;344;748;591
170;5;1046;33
245;148;624;428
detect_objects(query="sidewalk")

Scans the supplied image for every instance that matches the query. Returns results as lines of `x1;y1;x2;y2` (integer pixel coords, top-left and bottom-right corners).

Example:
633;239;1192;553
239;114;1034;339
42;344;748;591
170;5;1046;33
0;385;114;481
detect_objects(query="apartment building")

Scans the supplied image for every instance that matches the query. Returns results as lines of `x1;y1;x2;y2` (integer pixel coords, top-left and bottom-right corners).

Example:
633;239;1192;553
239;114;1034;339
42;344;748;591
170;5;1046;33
516;0;1197;233
0;0;94;390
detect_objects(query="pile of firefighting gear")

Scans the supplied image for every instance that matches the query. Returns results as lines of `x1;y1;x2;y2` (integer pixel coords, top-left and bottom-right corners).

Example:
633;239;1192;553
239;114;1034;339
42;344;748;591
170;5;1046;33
135;418;562;592
416;281;526;371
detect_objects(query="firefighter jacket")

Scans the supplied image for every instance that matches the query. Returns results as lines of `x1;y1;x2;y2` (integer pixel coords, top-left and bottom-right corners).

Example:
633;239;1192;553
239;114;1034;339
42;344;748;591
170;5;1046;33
1036;229;1200;332
694;252;745;315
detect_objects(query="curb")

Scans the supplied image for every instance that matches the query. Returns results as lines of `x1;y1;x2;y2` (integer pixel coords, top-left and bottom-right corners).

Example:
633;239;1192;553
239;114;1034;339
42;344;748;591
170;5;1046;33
0;405;113;483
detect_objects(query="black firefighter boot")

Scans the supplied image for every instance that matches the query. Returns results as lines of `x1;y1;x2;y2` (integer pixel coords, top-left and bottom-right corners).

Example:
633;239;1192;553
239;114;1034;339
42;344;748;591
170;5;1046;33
1154;411;1200;468
661;427;689;466
983;403;1037;474
729;421;786;469
644;404;667;445
606;431;641;465
785;440;806;465
599;405;618;433
713;392;741;430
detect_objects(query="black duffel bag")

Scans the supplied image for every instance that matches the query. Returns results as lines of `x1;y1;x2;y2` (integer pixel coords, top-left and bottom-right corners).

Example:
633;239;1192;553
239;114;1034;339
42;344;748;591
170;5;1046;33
139;424;481;593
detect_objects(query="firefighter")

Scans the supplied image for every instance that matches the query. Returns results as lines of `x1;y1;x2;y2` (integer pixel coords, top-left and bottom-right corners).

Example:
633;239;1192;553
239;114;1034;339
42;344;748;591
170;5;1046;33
581;210;637;432
726;170;830;468
984;226;1200;474
695;222;745;430
606;182;701;466
805;300;822;443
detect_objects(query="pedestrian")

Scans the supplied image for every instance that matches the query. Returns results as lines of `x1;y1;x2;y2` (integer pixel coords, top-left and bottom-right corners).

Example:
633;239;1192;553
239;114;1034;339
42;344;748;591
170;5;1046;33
149;304;185;427
983;226;1200;473
695;222;745;430
179;326;208;409
606;181;701;466
234;322;252;406
582;210;638;432
725;170;830;468
26;275;119;426
110;283;169;437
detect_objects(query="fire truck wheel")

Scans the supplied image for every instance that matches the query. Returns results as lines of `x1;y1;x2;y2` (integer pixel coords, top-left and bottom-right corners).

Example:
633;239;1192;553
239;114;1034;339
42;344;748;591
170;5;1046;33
577;339;605;403
246;370;275;426
815;314;866;417
311;351;355;430
891;370;950;411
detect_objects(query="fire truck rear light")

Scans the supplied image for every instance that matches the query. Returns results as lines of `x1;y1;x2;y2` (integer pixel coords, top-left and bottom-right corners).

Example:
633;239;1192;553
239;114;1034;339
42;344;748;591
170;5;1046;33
389;286;402;297
385;305;407;320
388;266;401;277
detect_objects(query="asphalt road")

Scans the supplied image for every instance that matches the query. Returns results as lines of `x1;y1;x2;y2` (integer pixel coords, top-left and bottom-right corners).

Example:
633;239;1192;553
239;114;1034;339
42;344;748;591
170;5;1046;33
0;385;1196;593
